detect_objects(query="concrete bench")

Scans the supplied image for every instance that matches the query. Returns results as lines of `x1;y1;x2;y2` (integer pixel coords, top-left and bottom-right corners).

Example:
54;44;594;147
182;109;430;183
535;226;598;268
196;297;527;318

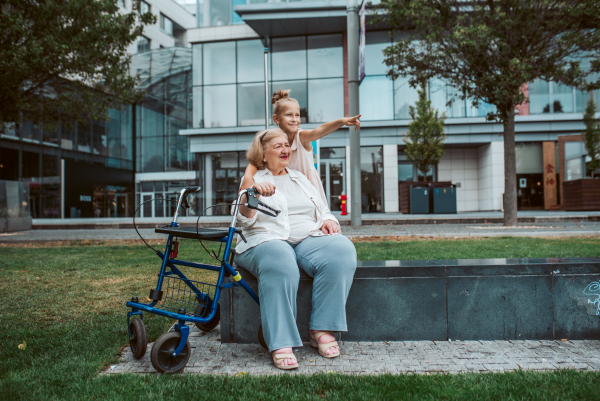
220;257;600;343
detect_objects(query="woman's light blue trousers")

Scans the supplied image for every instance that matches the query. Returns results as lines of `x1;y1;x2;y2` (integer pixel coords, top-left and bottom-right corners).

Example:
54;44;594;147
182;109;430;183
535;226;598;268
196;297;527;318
234;234;357;352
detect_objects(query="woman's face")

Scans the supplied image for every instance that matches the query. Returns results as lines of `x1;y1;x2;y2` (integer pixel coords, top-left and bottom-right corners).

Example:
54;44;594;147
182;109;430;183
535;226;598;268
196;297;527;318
264;134;291;172
273;102;301;134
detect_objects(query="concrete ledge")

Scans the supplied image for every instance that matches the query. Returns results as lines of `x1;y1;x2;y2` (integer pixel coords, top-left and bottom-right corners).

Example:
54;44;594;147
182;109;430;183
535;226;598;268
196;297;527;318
220;257;600;343
30;214;600;230
0;216;32;233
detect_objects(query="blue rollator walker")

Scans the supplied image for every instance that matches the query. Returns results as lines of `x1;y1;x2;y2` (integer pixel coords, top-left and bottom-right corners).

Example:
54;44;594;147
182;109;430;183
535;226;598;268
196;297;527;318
126;186;279;373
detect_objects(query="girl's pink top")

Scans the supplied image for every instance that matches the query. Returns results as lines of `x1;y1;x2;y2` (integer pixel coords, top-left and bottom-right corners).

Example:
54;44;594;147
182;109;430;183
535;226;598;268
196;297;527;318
288;129;327;203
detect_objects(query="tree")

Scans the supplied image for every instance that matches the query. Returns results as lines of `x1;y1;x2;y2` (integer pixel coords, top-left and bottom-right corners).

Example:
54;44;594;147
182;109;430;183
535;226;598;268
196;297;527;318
0;0;155;131
404;81;446;179
582;97;600;178
375;0;600;226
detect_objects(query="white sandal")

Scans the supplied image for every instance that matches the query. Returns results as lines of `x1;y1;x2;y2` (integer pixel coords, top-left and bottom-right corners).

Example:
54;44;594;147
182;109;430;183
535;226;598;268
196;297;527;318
309;331;340;358
272;352;299;370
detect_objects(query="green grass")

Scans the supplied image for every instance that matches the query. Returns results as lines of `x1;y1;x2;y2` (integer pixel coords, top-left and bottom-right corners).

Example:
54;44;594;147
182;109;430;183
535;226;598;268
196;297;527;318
353;236;600;260
1;237;600;400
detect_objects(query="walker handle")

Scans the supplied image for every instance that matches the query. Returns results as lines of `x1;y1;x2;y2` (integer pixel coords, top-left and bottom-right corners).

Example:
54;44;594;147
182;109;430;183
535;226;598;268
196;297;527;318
246;188;281;217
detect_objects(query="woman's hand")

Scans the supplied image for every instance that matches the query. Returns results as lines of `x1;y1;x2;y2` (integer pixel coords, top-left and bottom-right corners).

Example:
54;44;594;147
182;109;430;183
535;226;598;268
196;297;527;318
320;220;341;235
253;182;276;197
342;115;361;131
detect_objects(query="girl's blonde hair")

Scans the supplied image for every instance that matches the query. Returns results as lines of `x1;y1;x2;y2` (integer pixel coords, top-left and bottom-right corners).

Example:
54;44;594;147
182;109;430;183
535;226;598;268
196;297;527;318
246;128;288;169
271;89;299;117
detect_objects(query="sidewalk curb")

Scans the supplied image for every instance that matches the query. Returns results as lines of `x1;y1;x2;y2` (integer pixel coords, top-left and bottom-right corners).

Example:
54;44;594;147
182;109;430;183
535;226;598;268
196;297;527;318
31;215;600;230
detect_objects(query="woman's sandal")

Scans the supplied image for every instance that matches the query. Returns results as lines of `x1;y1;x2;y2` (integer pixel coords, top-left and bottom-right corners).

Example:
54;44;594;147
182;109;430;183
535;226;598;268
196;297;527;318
309;331;340;358
272;352;299;370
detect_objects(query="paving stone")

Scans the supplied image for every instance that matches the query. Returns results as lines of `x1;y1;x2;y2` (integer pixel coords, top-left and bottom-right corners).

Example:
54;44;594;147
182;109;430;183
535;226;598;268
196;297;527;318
102;324;600;376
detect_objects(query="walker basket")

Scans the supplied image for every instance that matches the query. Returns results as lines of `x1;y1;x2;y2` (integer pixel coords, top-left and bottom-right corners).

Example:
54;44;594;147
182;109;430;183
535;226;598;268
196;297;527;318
155;275;218;317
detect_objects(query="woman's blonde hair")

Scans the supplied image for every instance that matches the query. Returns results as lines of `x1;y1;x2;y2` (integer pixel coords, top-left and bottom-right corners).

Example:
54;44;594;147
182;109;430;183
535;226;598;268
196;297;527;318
272;89;299;117
246;128;287;169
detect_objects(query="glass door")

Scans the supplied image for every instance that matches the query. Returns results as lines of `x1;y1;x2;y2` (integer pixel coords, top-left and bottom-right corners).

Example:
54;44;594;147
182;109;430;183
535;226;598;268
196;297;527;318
320;159;346;211
141;193;153;217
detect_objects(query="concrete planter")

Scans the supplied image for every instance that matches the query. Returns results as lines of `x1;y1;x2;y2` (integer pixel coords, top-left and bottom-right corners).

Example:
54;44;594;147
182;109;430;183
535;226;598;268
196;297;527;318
0;216;32;233
222;257;600;343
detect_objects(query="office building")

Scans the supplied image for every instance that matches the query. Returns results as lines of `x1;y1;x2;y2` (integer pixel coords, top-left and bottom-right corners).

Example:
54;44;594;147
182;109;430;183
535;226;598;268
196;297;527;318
1;0;598;219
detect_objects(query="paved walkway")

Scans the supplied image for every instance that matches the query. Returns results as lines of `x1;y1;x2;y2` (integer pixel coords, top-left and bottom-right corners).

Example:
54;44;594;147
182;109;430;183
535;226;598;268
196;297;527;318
104;324;600;375
32;210;600;228
2;221;599;243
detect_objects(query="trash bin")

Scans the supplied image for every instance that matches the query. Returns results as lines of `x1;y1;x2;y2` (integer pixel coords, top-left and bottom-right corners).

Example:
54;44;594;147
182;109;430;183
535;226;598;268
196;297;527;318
432;186;457;214
410;186;430;214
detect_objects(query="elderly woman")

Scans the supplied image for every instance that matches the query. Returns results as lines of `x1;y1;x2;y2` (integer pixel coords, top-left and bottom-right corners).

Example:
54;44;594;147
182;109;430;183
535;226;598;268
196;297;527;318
234;128;357;370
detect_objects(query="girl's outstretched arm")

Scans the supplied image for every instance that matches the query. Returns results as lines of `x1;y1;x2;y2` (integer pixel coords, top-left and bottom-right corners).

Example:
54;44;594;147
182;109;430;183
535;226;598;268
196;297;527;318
299;115;361;149
239;163;258;193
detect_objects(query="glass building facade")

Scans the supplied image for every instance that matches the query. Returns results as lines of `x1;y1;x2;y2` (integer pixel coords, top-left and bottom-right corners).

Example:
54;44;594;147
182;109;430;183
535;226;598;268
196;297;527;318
360;31;496;120
192;34;344;128
0;108;134;218
4;0;600;220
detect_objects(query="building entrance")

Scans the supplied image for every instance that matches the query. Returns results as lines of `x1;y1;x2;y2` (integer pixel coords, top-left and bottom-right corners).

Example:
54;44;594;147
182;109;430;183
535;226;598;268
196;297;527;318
320;159;346;211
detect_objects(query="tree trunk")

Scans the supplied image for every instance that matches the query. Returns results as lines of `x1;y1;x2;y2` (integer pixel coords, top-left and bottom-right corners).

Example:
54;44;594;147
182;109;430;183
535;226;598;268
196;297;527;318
503;109;517;226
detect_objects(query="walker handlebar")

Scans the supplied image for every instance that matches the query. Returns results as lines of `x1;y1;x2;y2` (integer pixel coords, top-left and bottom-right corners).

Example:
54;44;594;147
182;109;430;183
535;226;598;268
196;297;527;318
245;188;281;217
230;188;281;229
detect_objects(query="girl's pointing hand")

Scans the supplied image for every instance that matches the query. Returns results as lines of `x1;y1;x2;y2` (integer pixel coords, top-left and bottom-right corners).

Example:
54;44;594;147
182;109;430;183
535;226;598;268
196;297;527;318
343;115;361;131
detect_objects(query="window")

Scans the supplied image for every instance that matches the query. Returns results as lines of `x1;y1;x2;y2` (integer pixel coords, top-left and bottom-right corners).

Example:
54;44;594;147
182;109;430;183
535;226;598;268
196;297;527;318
237;40;264;83
360;76;394;120
528;79;593;114
117;0;125;7
361;147;384;212
307;34;343;79
272;37;307;81
308;78;344;123
237;83;265;126
137;36;150;53
207;152;248;215
203;85;236;127
194;35;343;128
271;80;308;123
394;77;418;120
515;143;544;209
140;1;150;14
160;13;173;36
203;42;235;85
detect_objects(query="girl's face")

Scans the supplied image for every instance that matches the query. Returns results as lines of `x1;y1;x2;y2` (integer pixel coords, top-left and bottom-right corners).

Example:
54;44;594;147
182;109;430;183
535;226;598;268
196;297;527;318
273;102;301;134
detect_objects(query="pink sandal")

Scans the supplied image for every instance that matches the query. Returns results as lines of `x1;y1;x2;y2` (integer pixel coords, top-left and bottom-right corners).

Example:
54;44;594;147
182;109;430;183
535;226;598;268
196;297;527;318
272;352;299;370
309;331;340;358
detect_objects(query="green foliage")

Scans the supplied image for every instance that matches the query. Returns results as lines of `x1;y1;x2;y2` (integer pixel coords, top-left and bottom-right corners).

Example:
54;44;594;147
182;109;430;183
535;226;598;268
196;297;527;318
582;97;600;178
0;0;156;131
374;0;600;120
404;82;446;176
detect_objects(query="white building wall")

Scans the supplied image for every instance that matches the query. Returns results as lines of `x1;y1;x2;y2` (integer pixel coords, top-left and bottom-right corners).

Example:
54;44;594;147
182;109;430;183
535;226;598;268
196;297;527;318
121;0;196;55
477;142;505;211
383;144;399;213
437;148;479;212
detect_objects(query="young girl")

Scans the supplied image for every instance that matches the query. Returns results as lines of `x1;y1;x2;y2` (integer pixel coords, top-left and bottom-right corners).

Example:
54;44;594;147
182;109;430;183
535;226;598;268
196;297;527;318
239;89;361;203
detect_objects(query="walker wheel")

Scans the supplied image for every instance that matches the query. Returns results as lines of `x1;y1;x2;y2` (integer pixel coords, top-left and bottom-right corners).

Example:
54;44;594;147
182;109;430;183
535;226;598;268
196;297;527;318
129;318;147;359
258;322;268;350
150;332;191;374
194;300;220;332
